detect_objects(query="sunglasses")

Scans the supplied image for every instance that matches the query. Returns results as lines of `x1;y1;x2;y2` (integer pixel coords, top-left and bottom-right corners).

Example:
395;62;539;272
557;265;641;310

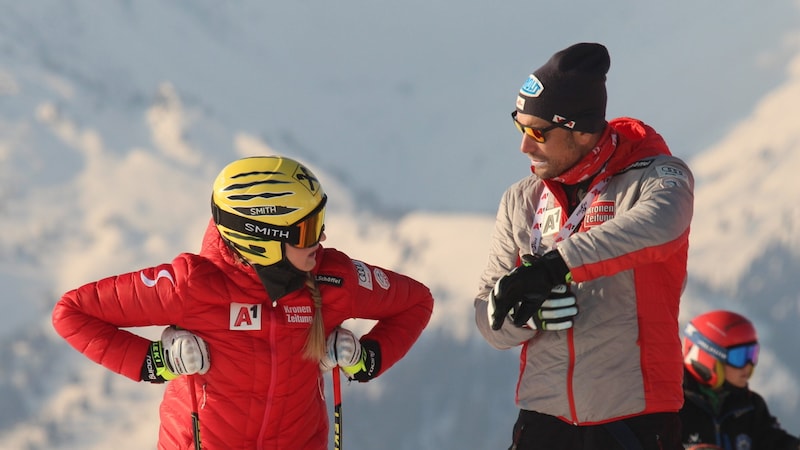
511;111;566;143
726;342;759;369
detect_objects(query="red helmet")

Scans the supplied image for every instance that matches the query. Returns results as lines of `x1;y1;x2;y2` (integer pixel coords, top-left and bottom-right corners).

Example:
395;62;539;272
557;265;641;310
682;310;759;388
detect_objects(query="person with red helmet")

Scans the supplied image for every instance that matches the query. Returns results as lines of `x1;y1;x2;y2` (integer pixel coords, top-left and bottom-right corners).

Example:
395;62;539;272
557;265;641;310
680;310;799;450
52;155;434;449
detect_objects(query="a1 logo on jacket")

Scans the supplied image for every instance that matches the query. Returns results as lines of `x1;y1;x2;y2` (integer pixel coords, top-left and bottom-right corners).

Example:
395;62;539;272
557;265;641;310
229;302;262;330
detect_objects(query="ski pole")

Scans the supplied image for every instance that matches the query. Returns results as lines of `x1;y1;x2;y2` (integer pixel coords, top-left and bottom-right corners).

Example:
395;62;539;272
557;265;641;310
333;367;342;450
189;376;202;449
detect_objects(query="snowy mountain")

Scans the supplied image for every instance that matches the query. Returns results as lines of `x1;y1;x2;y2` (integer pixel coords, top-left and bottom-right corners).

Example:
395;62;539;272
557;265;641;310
2;1;800;448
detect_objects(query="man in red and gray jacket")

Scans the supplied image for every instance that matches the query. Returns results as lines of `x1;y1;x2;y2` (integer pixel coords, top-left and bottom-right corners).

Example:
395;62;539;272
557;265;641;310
474;43;694;450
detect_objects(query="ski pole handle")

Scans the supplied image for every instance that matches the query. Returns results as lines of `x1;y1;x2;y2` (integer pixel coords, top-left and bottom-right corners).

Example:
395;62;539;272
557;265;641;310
333;367;342;450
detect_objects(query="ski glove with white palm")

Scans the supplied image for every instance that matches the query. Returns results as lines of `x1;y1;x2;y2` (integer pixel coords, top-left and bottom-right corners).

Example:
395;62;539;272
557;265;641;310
514;284;577;330
141;326;211;383
489;250;573;330
320;327;381;382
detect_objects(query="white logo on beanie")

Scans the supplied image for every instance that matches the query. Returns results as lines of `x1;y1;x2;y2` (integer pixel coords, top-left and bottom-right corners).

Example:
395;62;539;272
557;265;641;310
520;74;544;97
551;115;576;129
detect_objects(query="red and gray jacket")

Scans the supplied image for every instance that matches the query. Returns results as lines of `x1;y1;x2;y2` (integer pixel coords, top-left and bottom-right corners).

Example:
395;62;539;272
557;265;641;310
53;220;434;449
475;117;694;425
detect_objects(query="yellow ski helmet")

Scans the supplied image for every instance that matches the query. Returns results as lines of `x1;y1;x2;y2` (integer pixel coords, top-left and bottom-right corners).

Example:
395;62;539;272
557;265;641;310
211;156;326;266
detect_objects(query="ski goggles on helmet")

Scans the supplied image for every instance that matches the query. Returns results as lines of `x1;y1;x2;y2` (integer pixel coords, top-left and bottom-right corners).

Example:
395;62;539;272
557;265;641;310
726;342;759;369
212;195;327;248
685;323;759;368
292;198;326;248
512;111;565;143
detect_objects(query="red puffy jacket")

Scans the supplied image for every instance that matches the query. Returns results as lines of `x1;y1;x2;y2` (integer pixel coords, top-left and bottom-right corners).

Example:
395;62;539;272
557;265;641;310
52;220;434;449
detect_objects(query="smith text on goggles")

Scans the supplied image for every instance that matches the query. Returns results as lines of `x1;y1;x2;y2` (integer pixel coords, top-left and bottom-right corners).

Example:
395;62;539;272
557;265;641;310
212;195;327;248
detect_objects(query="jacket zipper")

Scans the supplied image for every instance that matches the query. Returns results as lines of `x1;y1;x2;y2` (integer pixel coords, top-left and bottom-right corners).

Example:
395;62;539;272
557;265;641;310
256;304;278;450
567;327;578;423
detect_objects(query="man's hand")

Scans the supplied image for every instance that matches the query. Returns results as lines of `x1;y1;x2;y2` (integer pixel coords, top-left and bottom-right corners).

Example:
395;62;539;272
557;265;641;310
489;250;571;330
511;284;578;330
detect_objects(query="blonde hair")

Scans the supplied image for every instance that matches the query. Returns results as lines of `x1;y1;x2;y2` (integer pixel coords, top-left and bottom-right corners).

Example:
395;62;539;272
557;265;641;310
302;273;326;361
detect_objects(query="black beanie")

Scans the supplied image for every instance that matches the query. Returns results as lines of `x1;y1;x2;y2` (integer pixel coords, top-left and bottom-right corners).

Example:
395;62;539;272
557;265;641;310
515;43;610;133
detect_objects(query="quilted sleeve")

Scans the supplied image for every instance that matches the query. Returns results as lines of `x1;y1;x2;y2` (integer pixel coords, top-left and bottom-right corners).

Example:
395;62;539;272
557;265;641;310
52;256;192;381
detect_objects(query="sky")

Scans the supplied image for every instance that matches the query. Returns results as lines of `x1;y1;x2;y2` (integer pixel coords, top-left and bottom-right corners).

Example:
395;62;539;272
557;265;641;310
2;1;800;214
2;1;800;448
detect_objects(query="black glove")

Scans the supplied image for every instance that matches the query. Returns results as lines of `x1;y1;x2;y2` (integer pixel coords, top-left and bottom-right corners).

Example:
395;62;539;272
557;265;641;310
490;250;571;330
510;284;578;331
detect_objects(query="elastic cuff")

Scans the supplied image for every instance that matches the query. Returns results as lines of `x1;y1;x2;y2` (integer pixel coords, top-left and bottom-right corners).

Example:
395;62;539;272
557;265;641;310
144;341;175;382
140;353;168;383
352;340;381;382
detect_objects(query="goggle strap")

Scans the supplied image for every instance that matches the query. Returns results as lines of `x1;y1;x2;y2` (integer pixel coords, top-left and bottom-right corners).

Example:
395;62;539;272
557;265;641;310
685;324;729;362
212;199;304;246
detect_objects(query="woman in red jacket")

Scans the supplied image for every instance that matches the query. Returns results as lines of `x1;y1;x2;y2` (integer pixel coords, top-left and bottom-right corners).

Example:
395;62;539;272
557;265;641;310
52;155;434;449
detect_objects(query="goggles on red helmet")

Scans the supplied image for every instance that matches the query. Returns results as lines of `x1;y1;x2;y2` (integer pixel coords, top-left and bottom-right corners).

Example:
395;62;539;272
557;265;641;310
726;342;759;368
685;323;759;368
